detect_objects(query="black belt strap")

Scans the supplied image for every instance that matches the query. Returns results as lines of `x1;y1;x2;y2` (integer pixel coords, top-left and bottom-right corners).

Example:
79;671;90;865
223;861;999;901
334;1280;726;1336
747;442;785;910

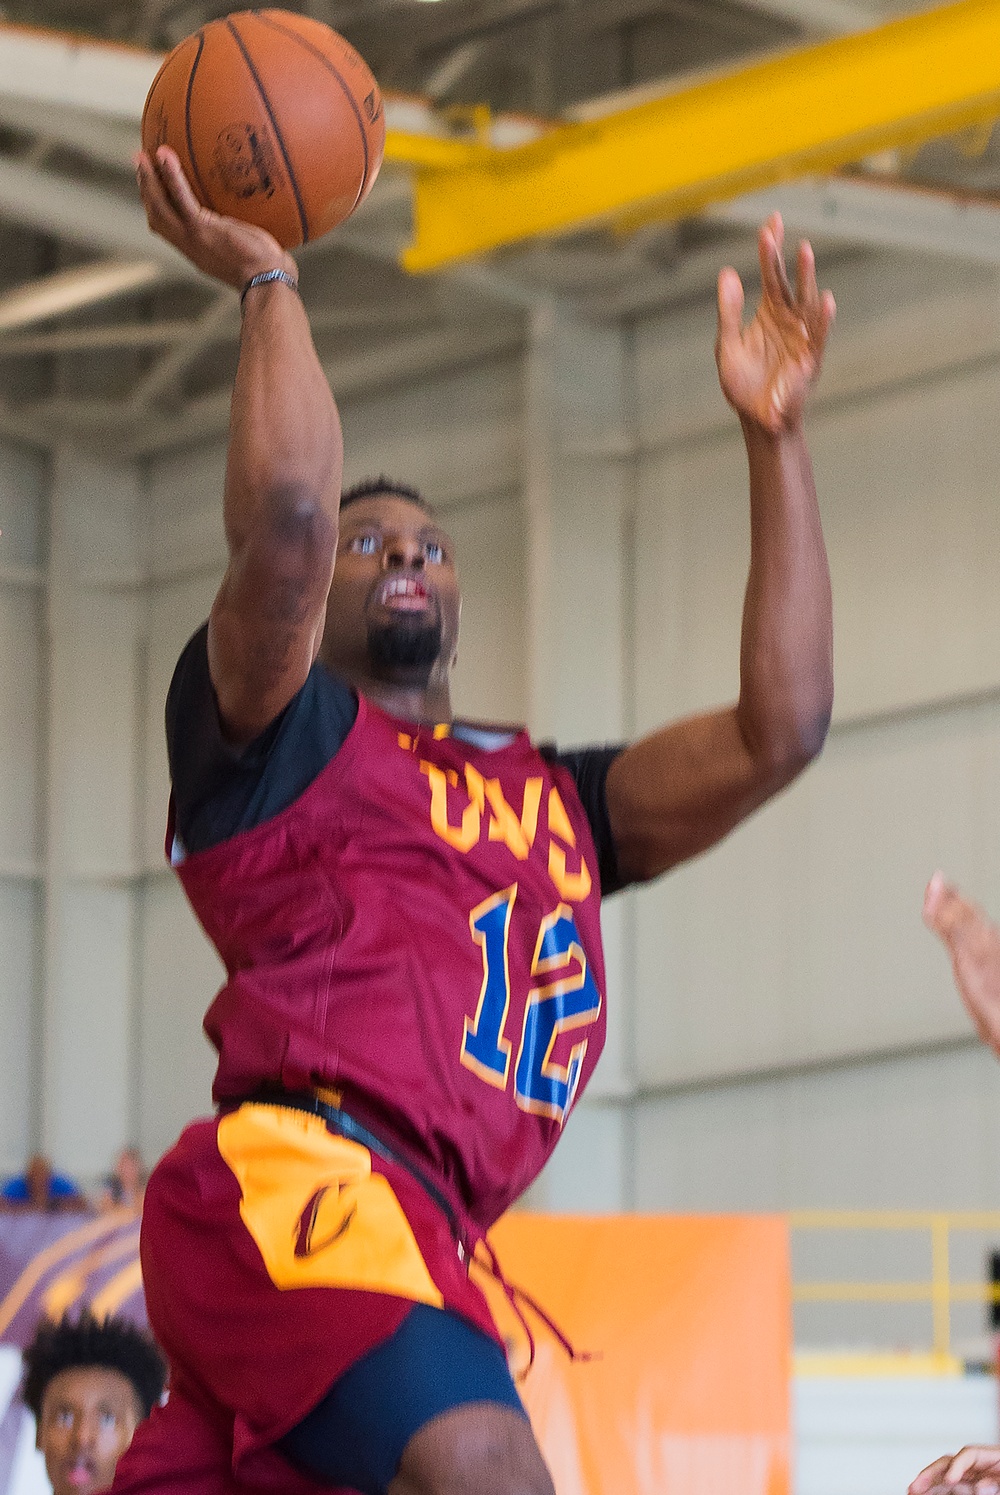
238;1089;464;1242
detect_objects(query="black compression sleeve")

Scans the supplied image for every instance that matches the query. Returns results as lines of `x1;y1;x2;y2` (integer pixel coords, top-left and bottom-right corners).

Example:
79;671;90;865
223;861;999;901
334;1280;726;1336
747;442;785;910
551;744;627;897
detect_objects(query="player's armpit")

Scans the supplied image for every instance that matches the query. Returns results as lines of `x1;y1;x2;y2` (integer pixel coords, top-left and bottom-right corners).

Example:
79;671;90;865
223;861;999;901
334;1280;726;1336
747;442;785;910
605;701;816;883
208;485;337;745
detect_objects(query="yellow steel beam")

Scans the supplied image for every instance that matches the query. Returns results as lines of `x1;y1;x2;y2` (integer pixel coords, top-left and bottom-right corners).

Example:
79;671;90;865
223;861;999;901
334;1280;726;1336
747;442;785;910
401;0;1000;272
383;133;488;172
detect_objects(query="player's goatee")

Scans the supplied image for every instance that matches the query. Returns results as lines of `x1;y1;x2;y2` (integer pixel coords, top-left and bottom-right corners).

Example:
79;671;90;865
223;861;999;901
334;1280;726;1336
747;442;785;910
367;616;442;674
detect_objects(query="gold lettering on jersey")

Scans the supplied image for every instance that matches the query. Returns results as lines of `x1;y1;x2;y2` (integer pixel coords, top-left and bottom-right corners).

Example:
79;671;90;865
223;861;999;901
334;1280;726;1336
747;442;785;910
420;761;481;851
420;760;591;900
547;786;592;902
466;765;539;861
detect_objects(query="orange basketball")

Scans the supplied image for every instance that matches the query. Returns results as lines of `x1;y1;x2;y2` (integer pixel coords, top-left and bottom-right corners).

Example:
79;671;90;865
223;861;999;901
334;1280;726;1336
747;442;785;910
142;10;385;250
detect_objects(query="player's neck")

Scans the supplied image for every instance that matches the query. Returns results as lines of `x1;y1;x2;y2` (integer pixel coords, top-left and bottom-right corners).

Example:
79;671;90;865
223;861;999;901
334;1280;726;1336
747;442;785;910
356;673;452;727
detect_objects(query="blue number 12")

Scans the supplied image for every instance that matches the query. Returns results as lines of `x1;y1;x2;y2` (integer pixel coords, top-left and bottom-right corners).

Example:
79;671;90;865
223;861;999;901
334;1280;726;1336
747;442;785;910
460;888;601;1125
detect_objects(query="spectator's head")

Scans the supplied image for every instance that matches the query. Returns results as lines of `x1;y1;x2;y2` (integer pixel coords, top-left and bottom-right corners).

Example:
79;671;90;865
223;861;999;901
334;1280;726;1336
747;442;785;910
114;1149;143;1195
107;1148;145;1209
25;1155;53;1208
22;1312;166;1495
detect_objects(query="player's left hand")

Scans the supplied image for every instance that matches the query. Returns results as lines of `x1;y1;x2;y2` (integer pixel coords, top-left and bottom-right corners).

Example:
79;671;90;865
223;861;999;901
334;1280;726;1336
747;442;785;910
924;873;1000;1056
909;1446;1000;1495
715;212;835;434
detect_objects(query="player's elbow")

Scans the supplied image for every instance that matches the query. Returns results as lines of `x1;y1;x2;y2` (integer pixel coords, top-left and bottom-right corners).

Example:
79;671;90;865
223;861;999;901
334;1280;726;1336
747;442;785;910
756;701;832;786
229;480;338;576
265;481;337;555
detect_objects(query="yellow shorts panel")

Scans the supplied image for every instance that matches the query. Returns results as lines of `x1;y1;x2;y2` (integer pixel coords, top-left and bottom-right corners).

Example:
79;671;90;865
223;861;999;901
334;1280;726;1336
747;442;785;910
217;1104;444;1306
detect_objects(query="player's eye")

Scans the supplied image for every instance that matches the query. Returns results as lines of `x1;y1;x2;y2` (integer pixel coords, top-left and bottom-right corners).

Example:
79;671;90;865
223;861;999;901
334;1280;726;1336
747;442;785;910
423;540;445;564
347;533;380;556
54;1409;73;1429
98;1411;117;1432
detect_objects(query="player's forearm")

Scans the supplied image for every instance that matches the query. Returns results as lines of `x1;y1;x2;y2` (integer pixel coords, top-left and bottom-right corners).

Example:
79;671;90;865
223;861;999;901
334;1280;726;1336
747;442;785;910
735;418;833;778
225;279;342;551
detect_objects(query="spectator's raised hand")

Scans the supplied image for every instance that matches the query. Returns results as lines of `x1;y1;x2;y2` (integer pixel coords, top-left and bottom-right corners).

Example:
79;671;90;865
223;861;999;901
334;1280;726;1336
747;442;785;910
911;1446;1000;1495
924;872;1000;1055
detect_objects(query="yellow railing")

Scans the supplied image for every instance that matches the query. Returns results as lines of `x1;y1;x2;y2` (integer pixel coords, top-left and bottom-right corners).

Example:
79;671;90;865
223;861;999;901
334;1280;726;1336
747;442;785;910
790;1211;1000;1365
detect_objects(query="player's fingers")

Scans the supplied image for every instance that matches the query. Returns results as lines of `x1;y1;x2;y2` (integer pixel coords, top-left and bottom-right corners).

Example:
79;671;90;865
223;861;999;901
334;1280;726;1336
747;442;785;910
759;216;795;310
135;151;185;238
795;238;817;308
716;267;745;344
154;146;211;226
923;873;980;944
946;1449;1000;1485
912;1459;960;1495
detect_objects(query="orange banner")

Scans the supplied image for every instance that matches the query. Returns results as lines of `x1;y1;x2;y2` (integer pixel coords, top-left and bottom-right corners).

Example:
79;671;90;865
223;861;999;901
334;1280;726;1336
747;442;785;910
483;1214;791;1495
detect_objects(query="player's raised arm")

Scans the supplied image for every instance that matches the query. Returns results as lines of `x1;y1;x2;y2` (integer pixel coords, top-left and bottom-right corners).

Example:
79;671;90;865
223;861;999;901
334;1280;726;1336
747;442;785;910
136;146;341;744
606;213;835;883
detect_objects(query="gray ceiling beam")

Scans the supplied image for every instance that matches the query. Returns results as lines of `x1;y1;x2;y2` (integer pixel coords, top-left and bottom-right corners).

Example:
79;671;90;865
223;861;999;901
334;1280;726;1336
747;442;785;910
710;176;1000;267
727;0;879;32
0;155;201;278
0;97;138;172
0;320;195;357
21;315;527;454
128;290;237;411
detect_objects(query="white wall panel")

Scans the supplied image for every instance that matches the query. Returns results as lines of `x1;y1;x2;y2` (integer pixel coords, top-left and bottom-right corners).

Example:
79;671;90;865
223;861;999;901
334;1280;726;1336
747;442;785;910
634;432;748;726
635;1043;1000;1213
0;440;46;568
529;1100;629;1213
0;879;39;1173
445;490;526;725
813;367;1000;720
145;441;226;578
340;355;522;507
46;886;134;1175
137;876;224;1162
0;589;42;867
60;591;143;874
634;695;1000;1086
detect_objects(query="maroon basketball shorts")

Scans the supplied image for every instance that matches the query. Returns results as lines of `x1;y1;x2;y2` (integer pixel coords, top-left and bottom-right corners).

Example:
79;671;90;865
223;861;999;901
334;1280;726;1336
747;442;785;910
111;1104;501;1494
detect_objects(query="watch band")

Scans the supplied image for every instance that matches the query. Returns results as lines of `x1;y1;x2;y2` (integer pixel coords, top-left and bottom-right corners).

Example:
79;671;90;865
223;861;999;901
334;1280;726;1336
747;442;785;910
240;268;300;309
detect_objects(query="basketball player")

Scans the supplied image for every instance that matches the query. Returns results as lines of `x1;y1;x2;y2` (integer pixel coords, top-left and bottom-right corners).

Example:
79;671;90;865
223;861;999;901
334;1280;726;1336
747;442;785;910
22;1312;166;1495
119;144;835;1495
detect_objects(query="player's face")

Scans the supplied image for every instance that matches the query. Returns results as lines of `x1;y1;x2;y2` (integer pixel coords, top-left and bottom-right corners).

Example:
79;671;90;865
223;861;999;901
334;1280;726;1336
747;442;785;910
37;1367;141;1495
323;494;461;686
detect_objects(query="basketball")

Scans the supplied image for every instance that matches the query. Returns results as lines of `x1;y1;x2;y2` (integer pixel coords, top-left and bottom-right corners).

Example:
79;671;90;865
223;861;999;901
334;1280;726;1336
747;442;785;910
141;9;385;250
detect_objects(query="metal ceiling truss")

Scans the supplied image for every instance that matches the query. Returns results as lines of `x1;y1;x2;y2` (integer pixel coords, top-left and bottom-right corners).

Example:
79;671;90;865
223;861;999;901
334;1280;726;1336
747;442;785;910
0;2;993;452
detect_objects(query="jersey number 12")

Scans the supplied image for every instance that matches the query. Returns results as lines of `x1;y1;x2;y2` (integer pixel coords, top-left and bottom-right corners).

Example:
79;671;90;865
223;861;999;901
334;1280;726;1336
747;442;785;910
460;885;601;1125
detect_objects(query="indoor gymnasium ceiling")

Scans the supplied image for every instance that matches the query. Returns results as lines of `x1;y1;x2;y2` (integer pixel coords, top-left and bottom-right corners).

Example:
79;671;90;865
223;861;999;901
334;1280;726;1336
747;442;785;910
0;0;988;455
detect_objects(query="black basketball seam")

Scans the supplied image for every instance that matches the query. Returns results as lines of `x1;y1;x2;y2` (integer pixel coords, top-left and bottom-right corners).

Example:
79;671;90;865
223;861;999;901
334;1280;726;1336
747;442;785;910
184;31;217;211
252;10;372;210
225;14;310;244
141;42;189;142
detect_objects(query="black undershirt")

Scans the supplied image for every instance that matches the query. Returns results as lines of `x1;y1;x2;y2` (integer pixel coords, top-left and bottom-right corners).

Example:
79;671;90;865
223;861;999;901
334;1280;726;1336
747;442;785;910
166;625;626;896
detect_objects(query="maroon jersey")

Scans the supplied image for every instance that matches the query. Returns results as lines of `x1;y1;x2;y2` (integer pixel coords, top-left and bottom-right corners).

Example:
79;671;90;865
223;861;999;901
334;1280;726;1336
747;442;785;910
171;696;608;1233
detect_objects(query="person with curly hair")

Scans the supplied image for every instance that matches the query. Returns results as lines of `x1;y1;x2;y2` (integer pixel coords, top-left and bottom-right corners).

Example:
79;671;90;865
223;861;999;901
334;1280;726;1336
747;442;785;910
21;1311;166;1495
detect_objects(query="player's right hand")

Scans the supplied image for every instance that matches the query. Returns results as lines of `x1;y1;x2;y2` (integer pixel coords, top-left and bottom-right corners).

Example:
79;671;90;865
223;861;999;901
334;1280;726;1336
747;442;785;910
909;1446;1000;1495
924;872;1000;1056
135;146;297;292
